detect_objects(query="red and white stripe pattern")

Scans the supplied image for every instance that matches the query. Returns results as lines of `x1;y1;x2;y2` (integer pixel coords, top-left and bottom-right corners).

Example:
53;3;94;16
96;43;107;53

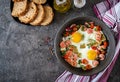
55;0;120;82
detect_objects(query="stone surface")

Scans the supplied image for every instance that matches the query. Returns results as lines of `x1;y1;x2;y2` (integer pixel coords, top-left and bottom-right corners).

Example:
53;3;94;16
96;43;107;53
0;0;119;82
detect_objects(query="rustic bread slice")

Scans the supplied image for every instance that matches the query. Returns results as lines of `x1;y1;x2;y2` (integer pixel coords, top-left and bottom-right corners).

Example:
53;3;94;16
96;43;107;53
11;0;28;17
30;5;45;25
32;0;47;4
19;2;38;24
40;6;54;26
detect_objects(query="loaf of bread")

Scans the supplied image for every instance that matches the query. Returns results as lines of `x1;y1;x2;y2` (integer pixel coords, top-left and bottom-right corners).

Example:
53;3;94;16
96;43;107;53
30;4;45;25
32;0;47;4
19;2;38;24
40;6;54;26
11;0;28;17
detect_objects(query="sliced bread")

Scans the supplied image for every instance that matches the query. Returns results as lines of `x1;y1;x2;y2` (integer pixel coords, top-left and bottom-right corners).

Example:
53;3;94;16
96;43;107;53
32;0;47;4
19;2;38;24
30;5;45;25
40;6;54;26
11;0;28;17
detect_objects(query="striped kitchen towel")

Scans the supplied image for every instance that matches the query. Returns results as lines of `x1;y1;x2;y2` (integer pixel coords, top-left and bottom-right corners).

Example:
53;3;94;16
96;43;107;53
55;0;120;82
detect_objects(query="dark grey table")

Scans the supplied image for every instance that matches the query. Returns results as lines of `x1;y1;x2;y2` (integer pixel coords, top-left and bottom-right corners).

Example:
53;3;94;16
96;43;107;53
0;0;120;82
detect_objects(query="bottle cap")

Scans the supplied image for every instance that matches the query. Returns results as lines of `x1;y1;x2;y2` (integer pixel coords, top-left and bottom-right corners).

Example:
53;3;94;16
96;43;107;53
74;0;86;8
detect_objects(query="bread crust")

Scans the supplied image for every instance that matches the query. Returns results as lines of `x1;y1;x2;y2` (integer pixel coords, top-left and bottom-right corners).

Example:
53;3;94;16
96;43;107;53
19;2;38;24
40;6;54;26
11;0;28;17
30;5;45;25
32;0;47;4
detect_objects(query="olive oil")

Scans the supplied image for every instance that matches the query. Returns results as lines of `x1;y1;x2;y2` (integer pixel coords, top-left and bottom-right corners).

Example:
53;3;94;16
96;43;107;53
53;0;71;13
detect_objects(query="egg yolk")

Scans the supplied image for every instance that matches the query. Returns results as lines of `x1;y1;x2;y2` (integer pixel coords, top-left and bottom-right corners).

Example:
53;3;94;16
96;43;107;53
87;50;97;60
71;32;82;43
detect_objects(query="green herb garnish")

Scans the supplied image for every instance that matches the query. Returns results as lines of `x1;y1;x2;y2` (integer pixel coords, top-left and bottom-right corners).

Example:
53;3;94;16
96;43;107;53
78;53;81;58
80;25;85;31
80;43;86;48
78;60;81;64
76;25;80;29
81;65;86;70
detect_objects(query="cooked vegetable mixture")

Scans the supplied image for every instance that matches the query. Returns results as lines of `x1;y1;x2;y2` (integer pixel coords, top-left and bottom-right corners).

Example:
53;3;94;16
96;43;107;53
60;22;108;70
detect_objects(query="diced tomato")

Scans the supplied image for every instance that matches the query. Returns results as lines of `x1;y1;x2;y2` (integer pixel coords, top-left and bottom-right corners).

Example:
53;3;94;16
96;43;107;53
71;31;75;34
65;58;71;63
91;46;97;50
73;27;78;31
82;59;88;64
73;54;78;61
87;28;93;34
103;41;108;48
65;32;70;36
65;53;78;67
72;61;77;67
101;45;107;49
86;64;92;70
60;41;66;48
65;40;71;47
63;50;73;59
66;59;75;67
63;54;69;59
90;22;94;29
92;60;99;67
96;26;101;31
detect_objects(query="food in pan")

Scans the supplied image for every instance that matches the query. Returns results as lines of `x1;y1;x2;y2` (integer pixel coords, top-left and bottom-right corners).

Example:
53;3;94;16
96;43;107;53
60;22;108;70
